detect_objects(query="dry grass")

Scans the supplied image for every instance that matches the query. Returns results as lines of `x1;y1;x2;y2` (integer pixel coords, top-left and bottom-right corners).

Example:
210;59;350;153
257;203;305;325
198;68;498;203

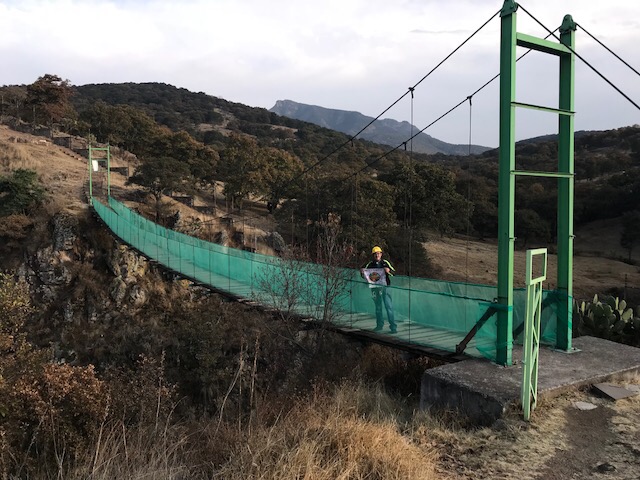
54;381;438;480
425;236;640;299
0;141;34;170
68;421;193;480
67;378;640;479
216;381;438;480
411;400;572;480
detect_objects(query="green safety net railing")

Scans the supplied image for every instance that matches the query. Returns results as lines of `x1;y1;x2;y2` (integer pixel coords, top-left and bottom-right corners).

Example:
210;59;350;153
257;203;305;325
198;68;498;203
93;197;564;362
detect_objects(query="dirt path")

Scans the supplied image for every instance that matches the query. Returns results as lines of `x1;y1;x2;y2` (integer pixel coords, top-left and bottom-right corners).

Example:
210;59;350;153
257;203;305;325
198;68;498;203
434;374;640;479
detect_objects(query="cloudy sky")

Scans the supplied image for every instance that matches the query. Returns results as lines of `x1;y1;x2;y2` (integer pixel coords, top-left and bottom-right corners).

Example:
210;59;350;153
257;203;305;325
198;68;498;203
1;0;638;147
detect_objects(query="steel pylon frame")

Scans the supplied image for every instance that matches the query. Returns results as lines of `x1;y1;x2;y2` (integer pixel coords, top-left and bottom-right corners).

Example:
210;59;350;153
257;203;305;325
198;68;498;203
497;0;575;366
88;144;111;204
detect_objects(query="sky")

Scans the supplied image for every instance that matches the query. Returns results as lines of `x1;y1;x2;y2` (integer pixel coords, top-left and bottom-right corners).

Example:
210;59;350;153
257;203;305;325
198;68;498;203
1;0;638;148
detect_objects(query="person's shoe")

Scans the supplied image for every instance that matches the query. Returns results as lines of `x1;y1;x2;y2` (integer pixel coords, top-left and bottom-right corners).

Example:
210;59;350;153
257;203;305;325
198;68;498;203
389;328;397;334
373;326;383;332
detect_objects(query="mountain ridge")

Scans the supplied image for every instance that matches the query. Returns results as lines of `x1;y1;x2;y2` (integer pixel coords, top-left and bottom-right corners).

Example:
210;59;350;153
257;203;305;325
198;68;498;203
270;99;491;156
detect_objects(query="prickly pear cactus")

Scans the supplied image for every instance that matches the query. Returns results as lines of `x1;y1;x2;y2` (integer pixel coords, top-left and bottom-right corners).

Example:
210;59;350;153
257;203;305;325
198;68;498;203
573;294;635;343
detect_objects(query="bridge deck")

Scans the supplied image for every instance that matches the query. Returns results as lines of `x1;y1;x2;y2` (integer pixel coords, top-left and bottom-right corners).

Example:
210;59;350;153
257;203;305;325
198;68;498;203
147;250;481;361
93;201;496;363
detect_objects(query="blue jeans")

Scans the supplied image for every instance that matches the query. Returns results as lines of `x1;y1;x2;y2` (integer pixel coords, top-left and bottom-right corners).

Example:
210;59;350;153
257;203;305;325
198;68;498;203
372;287;396;330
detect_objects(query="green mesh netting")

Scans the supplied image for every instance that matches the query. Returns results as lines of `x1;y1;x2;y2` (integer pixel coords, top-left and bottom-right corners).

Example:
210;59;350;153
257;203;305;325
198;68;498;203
94;198;564;362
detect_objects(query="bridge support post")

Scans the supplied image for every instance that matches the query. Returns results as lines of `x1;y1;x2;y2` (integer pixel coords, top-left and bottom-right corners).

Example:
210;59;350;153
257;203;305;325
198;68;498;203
556;16;576;352
497;0;518;366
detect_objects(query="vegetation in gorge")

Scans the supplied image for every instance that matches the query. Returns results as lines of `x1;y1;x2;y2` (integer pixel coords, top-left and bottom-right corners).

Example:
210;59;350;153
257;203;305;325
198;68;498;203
0;74;639;478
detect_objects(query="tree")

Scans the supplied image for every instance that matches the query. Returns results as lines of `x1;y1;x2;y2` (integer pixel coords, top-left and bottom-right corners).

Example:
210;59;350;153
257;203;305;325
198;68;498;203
620;210;640;261
253;146;303;205
128;157;190;221
384;163;469;237
456;168;497;239
0;169;44;216
218;134;261;210
25;74;74;126
154;130;218;183
79;101;160;155
340;176;395;255
0;86;27;120
515;208;550;247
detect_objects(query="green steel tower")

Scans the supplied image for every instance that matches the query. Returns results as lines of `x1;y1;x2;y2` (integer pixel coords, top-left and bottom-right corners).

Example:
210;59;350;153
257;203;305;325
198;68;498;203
497;0;576;365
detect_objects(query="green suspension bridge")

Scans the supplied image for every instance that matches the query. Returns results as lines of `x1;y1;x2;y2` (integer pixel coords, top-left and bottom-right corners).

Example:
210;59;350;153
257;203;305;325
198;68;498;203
88;1;638;370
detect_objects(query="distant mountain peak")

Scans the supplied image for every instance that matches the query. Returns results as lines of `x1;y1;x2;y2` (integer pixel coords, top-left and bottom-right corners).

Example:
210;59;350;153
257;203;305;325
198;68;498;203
270;99;490;155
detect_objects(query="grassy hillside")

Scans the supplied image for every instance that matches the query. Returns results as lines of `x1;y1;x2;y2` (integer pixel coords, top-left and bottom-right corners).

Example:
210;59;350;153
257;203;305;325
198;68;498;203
1;119;640;479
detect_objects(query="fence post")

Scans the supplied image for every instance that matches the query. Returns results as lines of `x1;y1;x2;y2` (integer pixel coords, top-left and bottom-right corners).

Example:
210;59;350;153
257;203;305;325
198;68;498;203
522;248;547;421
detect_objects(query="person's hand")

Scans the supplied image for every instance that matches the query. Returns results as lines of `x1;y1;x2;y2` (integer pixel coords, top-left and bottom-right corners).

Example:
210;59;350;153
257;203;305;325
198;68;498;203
384;267;390;274
360;268;365;277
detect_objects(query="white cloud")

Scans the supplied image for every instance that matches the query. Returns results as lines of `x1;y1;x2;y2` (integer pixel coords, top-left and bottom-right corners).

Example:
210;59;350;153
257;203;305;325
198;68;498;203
1;0;638;147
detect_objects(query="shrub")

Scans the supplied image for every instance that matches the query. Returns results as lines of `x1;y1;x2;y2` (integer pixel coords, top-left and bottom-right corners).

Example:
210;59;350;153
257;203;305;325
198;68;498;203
0;169;45;216
9;364;108;467
103;353;176;427
0;213;33;240
0;273;109;477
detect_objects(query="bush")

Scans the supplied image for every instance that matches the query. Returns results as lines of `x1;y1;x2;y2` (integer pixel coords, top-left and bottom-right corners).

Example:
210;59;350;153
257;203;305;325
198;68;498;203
0;169;45;216
0;213;33;240
0;273;109;477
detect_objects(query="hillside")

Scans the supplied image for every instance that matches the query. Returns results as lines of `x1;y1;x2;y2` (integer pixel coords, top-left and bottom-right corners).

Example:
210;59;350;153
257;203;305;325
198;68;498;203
68;82;640;260
426;235;640;301
270;99;491;155
1;123;637;300
1;122;640;478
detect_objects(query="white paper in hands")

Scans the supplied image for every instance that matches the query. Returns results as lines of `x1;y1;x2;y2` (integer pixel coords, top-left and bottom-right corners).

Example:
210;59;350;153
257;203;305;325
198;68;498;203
363;268;387;288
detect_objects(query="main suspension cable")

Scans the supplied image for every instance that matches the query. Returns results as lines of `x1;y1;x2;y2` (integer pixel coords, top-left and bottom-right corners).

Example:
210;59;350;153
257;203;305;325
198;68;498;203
340;29;559;182
577;23;640;78
519;4;640;111
281;7;502;190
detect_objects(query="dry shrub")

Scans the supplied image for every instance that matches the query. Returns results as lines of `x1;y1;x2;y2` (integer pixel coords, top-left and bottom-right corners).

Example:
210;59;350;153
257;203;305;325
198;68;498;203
0;273;110;477
1;362;109;477
68;260;111;301
69;421;194;480
0;142;31;170
103;353;176;427
0;213;33;240
216;381;438;480
14;363;108;440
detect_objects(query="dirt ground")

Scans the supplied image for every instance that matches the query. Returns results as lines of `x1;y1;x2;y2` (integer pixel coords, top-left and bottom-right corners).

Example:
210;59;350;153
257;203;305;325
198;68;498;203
434;373;640;480
426;236;640;301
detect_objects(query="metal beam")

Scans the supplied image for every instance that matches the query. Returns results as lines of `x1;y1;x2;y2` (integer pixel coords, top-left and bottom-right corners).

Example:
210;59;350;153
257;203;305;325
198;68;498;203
556;15;577;351
511;101;574;116
497;0;518;366
516;32;571;56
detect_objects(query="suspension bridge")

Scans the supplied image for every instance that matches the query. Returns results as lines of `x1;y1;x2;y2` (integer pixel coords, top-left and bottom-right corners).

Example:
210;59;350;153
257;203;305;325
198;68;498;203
87;1;640;418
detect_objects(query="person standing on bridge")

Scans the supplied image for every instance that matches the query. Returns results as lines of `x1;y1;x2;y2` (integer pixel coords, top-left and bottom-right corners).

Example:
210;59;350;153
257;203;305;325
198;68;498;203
360;245;397;333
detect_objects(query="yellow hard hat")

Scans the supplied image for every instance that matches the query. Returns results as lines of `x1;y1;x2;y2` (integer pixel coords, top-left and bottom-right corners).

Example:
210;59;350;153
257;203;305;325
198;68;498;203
371;246;383;254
